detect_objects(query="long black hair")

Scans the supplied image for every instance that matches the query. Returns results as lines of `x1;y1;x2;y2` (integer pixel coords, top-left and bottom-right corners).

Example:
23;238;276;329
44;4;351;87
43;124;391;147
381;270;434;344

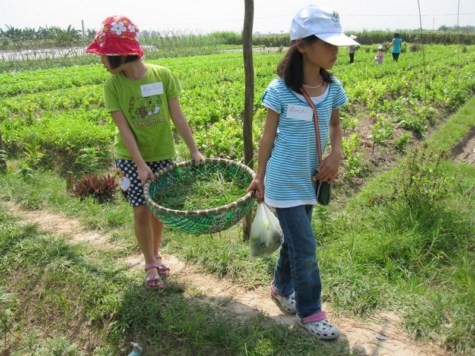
107;55;140;70
277;36;333;93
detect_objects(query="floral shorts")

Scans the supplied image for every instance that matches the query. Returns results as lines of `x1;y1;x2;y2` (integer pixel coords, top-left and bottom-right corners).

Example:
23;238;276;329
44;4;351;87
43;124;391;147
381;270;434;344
115;159;173;207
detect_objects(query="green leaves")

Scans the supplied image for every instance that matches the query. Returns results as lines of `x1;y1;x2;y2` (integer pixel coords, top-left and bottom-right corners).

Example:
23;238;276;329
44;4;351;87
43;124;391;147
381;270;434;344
1;46;474;179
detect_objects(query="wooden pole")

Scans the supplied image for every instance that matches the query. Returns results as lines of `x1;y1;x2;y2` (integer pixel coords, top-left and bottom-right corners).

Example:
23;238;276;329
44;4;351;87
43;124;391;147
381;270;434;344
66;171;74;192
0;130;6;172
242;0;255;240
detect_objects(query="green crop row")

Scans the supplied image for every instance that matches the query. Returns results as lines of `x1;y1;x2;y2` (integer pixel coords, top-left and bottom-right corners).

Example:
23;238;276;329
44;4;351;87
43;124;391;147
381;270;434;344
0;45;474;178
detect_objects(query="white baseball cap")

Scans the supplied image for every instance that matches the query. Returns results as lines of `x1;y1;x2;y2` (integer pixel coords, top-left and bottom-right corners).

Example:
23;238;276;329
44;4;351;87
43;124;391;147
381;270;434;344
290;4;359;46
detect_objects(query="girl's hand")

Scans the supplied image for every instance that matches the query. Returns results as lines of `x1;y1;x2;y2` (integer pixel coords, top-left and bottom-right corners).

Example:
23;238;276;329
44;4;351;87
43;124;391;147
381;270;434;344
137;164;155;186
247;178;264;202
191;151;204;166
314;152;341;183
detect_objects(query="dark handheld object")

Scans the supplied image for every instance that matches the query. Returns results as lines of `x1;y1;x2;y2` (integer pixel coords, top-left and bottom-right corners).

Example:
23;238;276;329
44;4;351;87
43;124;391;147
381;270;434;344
313;170;332;206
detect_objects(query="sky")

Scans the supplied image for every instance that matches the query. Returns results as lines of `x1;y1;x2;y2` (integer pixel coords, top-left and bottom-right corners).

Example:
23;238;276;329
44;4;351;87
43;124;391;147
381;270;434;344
0;0;473;34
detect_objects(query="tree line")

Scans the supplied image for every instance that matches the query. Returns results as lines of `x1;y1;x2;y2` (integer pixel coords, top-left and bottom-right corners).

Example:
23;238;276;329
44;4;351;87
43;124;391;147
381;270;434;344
1;25;474;51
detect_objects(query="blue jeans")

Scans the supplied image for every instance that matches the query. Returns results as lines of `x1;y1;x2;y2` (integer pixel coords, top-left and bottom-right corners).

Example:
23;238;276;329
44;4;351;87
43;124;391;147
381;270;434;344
273;205;322;318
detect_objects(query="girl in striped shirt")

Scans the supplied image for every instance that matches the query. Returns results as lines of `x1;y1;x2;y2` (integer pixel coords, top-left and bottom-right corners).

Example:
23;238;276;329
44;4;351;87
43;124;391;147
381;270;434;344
248;4;358;340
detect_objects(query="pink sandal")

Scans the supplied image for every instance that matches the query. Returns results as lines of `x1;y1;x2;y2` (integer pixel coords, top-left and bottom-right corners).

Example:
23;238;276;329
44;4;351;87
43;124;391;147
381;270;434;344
155;252;170;277
144;263;164;290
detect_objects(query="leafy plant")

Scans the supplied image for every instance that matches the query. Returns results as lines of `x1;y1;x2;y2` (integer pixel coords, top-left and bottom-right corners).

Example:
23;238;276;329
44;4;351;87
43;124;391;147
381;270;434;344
341;114;358;131
15;164;34;180
397;113;427;137
74;147;113;176
342;133;363;178
370;115;393;148
395;132;412;153
409;43;422;52
393;144;452;212
0;287;16;349
72;173;118;204
23;143;45;170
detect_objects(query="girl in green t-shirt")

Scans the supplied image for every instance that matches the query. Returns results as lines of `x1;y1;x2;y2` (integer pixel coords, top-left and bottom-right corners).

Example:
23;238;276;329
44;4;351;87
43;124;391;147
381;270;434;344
87;16;203;290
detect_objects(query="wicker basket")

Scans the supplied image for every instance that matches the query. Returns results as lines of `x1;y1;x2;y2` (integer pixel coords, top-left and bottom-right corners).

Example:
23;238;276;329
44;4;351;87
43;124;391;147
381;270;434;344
144;158;256;234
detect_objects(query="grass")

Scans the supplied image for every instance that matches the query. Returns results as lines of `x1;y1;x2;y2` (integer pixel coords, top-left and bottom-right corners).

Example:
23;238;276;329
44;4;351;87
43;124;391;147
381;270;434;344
0;206;350;355
152;165;250;211
318;98;475;353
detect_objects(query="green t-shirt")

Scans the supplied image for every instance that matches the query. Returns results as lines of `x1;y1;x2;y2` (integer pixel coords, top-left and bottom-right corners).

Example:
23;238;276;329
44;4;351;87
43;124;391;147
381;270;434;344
104;63;182;161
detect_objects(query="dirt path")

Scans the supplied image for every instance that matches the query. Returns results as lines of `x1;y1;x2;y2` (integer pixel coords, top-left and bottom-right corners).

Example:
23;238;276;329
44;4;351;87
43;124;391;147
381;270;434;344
452;127;475;164
4;201;449;356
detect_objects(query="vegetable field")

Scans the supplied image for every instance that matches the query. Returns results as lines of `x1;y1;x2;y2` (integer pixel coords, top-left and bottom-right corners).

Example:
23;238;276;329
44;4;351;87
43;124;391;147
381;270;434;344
1;45;474;180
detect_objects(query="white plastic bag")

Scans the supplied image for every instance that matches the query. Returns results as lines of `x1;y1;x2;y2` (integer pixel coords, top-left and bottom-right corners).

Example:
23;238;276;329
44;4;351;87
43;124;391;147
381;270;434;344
249;203;284;258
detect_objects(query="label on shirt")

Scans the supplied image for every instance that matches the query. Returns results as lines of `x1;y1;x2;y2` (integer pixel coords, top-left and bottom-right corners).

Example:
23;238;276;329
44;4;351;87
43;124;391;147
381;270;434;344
286;104;313;121
141;82;164;97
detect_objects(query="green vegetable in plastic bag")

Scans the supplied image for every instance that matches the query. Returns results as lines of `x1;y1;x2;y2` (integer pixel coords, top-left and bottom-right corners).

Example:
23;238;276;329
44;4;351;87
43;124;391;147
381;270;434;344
249;203;284;258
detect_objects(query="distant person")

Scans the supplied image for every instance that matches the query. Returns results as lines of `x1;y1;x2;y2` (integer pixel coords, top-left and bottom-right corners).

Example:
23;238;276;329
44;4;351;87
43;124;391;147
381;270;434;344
248;3;358;340
348;35;359;63
86;16;203;290
375;44;384;64
391;33;403;62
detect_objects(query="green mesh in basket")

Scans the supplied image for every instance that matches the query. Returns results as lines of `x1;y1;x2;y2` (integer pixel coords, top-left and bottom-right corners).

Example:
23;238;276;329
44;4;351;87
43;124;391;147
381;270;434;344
144;158;255;234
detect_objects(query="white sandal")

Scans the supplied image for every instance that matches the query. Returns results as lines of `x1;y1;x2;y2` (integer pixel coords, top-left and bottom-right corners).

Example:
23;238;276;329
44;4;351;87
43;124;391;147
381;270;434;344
297;312;340;340
270;282;297;314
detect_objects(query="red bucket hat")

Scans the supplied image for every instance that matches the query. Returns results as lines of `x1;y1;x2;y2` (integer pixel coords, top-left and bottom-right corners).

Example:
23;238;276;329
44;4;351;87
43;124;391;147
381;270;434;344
86;16;144;58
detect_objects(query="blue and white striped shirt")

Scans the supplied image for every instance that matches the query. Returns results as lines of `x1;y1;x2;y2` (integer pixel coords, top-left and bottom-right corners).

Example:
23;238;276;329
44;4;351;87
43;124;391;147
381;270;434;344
262;77;347;208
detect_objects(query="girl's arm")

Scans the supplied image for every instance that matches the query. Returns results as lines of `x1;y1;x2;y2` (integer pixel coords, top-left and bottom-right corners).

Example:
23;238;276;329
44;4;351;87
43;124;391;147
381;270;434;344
168;98;203;164
313;108;342;183
111;111;154;185
247;108;279;202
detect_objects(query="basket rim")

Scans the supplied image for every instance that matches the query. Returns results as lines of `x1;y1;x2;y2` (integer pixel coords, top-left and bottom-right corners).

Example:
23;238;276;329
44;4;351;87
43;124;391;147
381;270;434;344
144;158;255;217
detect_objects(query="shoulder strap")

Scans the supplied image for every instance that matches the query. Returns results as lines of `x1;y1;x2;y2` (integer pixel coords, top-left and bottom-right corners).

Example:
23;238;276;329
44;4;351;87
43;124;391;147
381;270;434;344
300;88;322;163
